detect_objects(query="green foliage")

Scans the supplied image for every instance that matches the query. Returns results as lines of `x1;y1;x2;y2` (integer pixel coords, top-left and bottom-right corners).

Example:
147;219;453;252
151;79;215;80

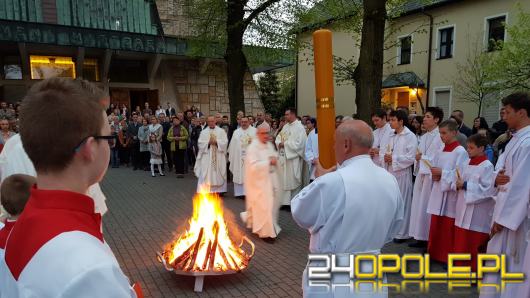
486;7;530;91
258;67;295;119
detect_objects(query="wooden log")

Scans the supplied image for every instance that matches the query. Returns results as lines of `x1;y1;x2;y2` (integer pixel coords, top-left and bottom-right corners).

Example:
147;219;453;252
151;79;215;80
208;222;220;271
170;243;195;268
228;253;240;271
185;227;204;271
201;240;213;270
218;246;232;271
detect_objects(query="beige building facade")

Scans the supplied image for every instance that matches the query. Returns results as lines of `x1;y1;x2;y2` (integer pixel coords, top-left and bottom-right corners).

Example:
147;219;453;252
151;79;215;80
296;0;529;125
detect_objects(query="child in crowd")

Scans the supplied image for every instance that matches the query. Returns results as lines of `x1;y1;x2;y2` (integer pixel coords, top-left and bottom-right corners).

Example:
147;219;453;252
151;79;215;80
0;174;36;257
453;134;496;271
148;133;164;177
427;119;468;263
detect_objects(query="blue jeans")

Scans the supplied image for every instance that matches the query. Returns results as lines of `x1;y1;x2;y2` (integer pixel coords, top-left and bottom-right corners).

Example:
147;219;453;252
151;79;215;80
110;148;120;167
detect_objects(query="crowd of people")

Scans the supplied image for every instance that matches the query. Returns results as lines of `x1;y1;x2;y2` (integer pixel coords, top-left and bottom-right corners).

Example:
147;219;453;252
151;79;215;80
0;76;528;298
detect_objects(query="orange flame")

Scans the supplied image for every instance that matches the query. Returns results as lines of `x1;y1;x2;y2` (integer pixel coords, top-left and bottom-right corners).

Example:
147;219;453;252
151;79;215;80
162;188;250;271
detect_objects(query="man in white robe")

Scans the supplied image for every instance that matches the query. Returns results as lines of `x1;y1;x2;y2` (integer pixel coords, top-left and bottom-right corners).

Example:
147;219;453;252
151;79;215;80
275;108;307;206
241;123;282;240
194;116;229;194
370;109;393;167
228;117;256;197
292;120;404;298
480;93;530;298
384;110;417;242
408;107;445;247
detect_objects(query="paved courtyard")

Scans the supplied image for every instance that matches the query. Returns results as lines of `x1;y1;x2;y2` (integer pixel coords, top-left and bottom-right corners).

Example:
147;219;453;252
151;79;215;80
101;167;480;298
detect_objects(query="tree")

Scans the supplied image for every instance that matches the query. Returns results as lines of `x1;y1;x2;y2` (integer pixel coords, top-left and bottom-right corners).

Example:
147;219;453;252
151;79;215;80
453;37;498;117
352;0;387;122
257;68;296;119
186;0;304;124
487;8;530;91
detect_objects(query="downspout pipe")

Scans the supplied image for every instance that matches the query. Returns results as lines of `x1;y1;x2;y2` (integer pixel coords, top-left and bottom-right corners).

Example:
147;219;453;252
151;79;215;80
422;9;434;108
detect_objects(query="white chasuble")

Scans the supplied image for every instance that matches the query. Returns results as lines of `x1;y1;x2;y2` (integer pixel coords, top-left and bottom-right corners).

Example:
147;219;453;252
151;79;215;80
228;127;256;196
194;126;229;193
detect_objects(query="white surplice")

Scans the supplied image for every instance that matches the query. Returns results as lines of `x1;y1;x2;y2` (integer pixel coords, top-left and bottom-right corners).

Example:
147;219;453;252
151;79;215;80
426;145;468;218
275;120;307;205
372;123;394;167
228;126;256;196
241;139;282;238
194;126;228;193
304;129;319;181
454;159;496;233
480;125;530;298
385;127;417;239
292;155;404;298
409;127;444;241
0;134;108;217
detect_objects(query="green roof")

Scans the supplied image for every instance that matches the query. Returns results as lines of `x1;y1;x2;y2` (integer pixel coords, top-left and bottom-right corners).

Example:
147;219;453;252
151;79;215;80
382;72;425;88
0;0;159;35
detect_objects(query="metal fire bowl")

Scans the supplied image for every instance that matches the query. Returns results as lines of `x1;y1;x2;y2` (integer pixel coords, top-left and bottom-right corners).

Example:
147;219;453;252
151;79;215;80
156;236;255;292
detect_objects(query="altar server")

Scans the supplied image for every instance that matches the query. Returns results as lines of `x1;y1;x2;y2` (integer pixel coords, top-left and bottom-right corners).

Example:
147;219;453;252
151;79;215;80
370;109;393;167
480;92;530;298
384;110;417;242
426;119;468;263
453;134;495;271
0;78;136;297
409;107;445;248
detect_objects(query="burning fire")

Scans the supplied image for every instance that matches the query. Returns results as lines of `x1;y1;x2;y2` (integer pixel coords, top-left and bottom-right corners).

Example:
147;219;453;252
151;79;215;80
160;189;253;272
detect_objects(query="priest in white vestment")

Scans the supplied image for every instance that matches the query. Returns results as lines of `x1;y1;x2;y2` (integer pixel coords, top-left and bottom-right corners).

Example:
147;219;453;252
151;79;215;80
480;93;530;298
384;110;417;241
292;120;404;298
409;107;444;247
275;109;307;206
370;110;393;167
241;123;282;240
194;116;229;194
228;117;256;197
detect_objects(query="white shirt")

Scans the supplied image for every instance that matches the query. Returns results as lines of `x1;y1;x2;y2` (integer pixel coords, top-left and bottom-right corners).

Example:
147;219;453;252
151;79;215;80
372;123;393;167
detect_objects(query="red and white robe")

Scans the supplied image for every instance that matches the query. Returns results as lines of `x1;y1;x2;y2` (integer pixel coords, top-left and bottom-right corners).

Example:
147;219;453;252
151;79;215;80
0;188;136;297
452;155;495;271
426;141;468;263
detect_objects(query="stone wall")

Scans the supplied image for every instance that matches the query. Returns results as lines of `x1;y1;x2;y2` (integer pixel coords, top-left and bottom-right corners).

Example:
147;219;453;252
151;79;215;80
155;0;195;38
161;59;263;117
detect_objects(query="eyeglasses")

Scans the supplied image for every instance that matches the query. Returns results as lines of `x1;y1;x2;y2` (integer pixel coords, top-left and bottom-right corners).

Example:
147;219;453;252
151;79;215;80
74;135;115;152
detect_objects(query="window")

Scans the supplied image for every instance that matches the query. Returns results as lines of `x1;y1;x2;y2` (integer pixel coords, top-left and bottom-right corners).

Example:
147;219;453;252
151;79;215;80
487;16;506;51
83;58;100;82
398;36;412;65
434;89;451;117
4;65;22;80
30;56;76;80
438;27;454;59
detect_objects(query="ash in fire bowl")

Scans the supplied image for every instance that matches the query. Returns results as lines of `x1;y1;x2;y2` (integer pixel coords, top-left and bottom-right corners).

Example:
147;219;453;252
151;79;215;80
157;189;254;280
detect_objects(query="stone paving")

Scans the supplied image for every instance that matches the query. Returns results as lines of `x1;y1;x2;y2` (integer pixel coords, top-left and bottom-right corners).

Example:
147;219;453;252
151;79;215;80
101;167;480;298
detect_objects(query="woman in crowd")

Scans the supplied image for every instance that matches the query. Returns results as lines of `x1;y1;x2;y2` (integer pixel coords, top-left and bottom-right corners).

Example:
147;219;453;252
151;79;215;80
304;118;319;182
0;118;16;152
168;117;189;178
109;126;120;168
472;116;490;135
118;119;130;166
121;103;129;119
138;118;150;171
148;116;163;142
271;120;279;138
411;115;424;139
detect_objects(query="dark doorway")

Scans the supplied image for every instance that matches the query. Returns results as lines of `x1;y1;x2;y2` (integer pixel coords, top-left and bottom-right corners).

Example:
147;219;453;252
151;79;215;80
130;90;159;113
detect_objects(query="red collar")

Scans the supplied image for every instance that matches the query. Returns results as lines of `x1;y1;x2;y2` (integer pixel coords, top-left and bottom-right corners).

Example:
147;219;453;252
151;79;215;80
5;187;103;280
443;141;460;152
0;220;16;249
469;155;488;165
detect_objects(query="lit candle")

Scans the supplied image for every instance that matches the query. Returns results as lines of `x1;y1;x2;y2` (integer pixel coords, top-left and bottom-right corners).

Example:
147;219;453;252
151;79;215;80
313;29;337;169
